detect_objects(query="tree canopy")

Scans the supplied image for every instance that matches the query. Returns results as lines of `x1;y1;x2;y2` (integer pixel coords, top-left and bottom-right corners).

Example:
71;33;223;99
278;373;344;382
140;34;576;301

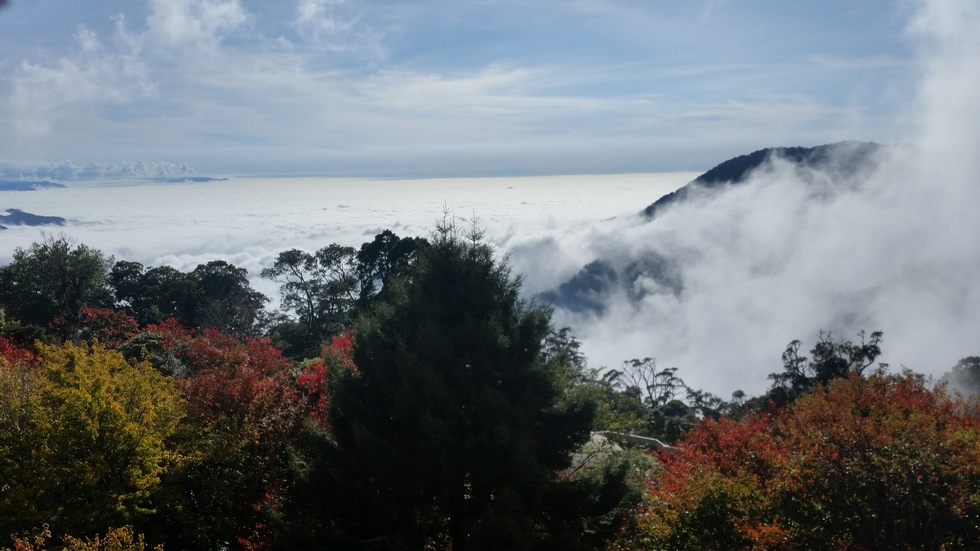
637;370;980;550
0;235;114;343
297;221;628;550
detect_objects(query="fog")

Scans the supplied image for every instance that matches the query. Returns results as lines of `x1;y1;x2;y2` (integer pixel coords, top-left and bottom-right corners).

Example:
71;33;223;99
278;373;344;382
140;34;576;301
1;1;978;397
504;0;980;395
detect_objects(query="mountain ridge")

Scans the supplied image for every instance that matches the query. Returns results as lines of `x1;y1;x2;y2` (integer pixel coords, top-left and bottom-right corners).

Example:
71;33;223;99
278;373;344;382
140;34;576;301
542;141;884;315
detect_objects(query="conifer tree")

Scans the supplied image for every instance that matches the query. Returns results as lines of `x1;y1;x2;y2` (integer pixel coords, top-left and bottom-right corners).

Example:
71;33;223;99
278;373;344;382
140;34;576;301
298;220;628;550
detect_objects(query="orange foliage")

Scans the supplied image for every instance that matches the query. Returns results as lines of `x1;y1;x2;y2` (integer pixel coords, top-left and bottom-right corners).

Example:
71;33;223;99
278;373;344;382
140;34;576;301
639;371;980;550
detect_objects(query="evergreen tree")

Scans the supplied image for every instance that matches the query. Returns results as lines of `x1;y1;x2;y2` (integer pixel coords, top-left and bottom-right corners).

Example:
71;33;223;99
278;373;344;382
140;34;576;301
297;220;627;550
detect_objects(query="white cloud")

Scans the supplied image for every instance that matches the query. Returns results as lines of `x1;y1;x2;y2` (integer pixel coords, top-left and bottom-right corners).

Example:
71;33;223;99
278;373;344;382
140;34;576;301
293;0;384;57
8;24;154;142
145;0;250;53
0;160;196;181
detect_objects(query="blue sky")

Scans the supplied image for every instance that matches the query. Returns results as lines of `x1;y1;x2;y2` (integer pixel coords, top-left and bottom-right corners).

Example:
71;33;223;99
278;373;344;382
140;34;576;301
0;0;918;177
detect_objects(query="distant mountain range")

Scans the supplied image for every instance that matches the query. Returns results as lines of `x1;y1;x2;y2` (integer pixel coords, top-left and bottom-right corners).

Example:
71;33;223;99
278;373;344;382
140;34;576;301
0;180;66;191
0;208;66;230
160;176;229;183
0;176;226;230
541;141;883;315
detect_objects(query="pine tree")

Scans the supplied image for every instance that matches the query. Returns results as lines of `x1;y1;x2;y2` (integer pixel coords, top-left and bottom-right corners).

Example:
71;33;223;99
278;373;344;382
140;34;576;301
297;220;627;550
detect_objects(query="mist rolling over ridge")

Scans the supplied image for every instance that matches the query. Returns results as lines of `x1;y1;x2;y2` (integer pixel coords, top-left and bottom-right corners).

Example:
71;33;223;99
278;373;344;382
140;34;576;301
510;0;980;394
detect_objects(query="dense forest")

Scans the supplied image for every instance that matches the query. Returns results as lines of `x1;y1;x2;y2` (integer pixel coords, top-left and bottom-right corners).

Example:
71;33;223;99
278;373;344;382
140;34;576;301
0;228;978;550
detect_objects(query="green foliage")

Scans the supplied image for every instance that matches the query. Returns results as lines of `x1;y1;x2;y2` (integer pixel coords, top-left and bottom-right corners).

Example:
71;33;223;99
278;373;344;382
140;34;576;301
3;525;161;551
261;244;358;358
0;235;114;342
62;526;162;551
110;260;267;336
189;261;269;336
589;358;726;443
355;229;428;307
298;220;628;550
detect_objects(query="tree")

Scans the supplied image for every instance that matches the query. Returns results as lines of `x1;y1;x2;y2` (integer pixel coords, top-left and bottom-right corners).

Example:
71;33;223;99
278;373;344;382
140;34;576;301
262;245;358;357
297;221;627;550
639;370;980;550
4;525;163;551
355;230;428;306
0;342;183;539
111;260;267;336
768;330;883;406
0;236;114;343
138;322;308;550
940;355;980;396
189;260;268;336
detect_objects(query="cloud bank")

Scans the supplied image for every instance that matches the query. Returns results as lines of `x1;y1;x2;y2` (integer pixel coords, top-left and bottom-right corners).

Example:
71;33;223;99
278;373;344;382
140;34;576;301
504;0;980;396
0;160;197;181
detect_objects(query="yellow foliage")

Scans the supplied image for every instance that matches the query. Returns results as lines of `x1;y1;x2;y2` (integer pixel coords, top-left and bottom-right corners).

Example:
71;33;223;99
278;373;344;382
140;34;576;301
0;342;185;537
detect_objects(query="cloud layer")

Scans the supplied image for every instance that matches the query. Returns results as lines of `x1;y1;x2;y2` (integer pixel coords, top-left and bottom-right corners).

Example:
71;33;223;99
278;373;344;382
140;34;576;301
509;0;980;395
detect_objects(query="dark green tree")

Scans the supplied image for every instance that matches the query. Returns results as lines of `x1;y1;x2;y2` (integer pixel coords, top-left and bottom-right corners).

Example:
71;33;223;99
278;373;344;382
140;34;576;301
189;260;268;336
940;355;980;396
0;236;114;343
768;330;884;407
297;221;627;550
111;260;266;336
111;261;196;326
355;229;428;307
261;245;358;357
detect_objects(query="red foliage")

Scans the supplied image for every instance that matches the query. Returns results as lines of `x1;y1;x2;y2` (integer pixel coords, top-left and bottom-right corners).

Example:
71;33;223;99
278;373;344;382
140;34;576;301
324;330;356;371
0;337;39;367
80;306;139;348
295;331;357;430
138;320;307;549
642;371;980;550
296;360;329;429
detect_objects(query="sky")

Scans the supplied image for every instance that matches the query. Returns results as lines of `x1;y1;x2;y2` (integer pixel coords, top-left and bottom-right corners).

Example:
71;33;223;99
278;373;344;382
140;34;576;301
0;0;917;177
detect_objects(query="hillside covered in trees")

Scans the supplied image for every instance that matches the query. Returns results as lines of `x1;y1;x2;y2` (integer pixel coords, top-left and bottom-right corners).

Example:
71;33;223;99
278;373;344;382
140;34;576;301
0;228;978;550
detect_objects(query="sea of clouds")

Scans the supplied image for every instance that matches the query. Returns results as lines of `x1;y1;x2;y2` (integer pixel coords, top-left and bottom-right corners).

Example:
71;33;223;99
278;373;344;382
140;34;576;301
1;1;978;397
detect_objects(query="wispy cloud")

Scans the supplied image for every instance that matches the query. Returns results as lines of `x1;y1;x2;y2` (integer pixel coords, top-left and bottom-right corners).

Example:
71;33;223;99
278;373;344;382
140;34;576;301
0;0;921;174
9;24;154;142
144;0;250;53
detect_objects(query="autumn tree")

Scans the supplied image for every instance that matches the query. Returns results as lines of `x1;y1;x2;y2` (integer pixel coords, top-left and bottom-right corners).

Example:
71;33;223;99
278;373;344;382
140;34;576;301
0;342;183;539
140;322;308;550
638;370;980;550
296;221;629;550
